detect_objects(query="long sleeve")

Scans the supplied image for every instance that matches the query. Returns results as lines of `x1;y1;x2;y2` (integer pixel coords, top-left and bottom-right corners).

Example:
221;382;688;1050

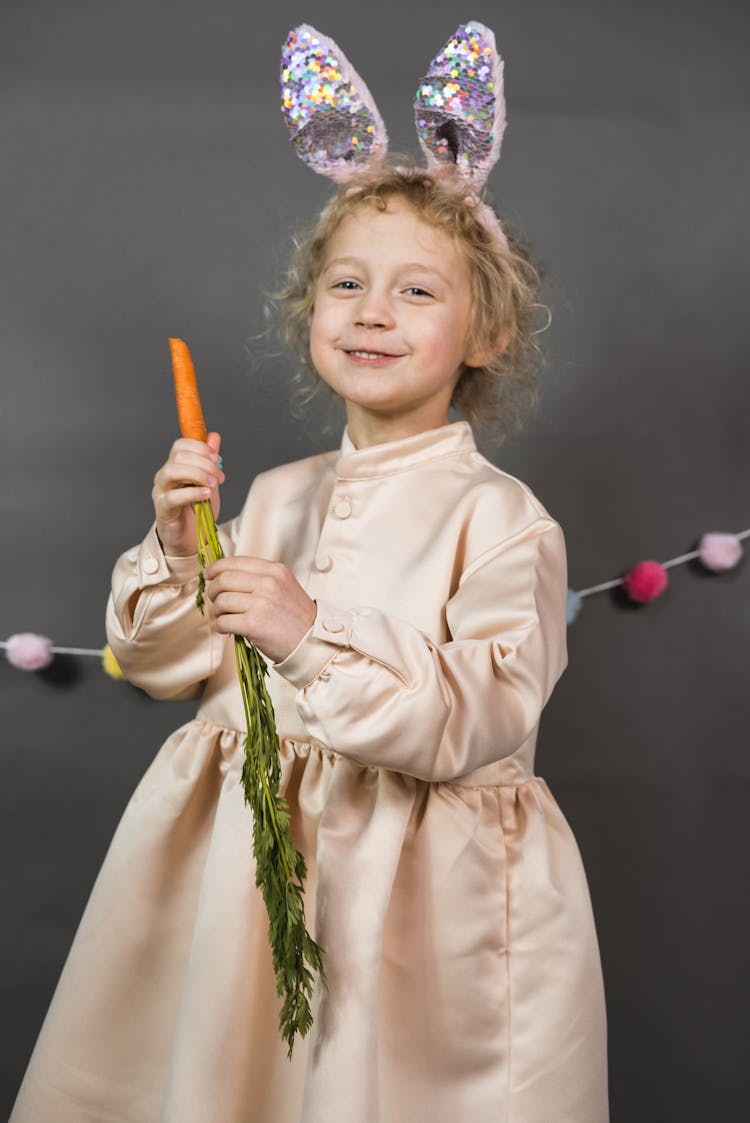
273;516;568;782
105;511;242;702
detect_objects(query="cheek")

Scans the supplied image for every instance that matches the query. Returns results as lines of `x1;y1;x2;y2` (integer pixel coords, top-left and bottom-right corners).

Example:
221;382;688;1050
308;308;320;354
309;297;337;344
417;310;470;369
308;304;340;379
308;305;327;363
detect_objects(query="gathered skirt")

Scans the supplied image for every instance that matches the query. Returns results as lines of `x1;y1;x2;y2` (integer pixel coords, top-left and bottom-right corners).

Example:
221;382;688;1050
10;718;609;1123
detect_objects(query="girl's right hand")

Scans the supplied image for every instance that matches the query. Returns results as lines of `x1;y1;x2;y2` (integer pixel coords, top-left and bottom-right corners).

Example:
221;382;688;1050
152;431;225;558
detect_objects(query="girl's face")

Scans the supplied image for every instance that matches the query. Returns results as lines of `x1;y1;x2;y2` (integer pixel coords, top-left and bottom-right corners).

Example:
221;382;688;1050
310;195;482;442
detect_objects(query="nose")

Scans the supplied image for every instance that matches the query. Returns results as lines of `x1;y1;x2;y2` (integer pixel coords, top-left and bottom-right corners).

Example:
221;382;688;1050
354;287;395;330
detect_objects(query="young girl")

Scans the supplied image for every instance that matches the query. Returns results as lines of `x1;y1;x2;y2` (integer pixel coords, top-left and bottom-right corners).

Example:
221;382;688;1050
11;22;608;1123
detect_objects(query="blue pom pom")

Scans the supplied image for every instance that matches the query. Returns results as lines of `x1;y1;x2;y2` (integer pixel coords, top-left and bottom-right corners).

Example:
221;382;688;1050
566;589;583;624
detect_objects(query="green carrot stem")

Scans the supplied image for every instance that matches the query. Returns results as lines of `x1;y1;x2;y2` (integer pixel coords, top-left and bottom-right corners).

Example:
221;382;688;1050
190;497;324;1056
234;640;293;884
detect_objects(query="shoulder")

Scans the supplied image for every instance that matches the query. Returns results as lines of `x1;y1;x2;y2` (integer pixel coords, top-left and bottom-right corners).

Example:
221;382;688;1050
465;449;556;523
453;449;566;570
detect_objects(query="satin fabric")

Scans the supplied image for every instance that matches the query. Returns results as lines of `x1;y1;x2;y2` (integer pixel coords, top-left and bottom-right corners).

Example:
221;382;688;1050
11;421;608;1122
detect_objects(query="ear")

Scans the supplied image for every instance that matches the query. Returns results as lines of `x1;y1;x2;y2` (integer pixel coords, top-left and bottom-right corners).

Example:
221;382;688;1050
414;22;506;190
281;25;389;183
464;325;512;368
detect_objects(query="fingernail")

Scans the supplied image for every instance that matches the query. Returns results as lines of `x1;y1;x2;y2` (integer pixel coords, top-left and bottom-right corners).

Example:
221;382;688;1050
216;455;223;469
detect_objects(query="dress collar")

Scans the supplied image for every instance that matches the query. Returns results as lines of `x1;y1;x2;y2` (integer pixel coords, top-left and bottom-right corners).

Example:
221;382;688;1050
334;420;477;480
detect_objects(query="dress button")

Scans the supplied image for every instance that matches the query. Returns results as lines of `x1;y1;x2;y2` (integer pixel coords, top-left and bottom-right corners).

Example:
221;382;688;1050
318;670;331;682
333;498;352;519
142;555;159;575
314;554;333;572
323;619;344;634
127;549;138;563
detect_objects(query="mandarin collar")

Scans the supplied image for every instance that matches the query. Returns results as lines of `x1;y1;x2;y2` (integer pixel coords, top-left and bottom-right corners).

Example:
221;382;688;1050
334;420;477;480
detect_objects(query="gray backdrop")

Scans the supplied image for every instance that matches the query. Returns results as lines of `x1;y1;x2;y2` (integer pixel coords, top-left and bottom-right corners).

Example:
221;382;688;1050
2;1;749;1119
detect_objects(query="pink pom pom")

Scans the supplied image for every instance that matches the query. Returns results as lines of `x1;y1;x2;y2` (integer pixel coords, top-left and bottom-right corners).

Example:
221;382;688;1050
622;560;669;604
698;532;743;572
5;633;54;670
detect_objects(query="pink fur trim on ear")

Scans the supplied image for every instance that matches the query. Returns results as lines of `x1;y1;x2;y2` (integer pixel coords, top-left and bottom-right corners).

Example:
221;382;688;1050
281;25;388;183
475;199;508;248
414;21;506;189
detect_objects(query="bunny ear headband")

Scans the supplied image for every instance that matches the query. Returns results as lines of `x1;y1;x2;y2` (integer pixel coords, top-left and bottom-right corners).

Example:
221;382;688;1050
280;21;508;248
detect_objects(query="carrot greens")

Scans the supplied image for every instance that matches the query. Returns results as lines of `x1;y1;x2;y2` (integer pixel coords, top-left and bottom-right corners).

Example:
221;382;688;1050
169;338;325;1057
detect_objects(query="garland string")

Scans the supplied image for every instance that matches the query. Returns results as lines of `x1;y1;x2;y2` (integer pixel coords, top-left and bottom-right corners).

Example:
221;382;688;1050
575;527;749;598
4;525;746;658
2;525;745;664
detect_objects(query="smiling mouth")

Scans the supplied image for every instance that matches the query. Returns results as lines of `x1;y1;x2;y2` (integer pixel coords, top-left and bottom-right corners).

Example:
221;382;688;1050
345;349;403;360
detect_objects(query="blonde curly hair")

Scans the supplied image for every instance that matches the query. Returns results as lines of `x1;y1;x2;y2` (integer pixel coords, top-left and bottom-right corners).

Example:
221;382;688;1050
273;163;549;445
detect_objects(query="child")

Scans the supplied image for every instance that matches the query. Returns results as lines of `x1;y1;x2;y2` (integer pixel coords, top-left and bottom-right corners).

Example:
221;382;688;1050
10;22;608;1123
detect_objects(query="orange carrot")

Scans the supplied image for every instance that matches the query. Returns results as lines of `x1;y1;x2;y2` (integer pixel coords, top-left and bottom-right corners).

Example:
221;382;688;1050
169;337;208;441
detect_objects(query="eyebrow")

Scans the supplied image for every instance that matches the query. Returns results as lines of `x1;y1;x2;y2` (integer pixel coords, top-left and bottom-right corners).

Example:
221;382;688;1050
323;256;454;288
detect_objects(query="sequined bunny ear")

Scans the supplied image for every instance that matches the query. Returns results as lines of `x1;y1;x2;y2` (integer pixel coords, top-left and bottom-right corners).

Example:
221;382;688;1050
281;25;388;183
414;21;506;188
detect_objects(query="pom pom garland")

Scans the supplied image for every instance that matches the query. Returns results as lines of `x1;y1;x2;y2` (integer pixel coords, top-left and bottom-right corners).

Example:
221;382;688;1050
569;527;747;622
2;635;119;674
1;529;747;662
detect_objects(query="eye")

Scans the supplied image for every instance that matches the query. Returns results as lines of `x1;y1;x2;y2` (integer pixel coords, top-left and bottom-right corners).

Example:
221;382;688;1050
403;285;434;298
331;279;361;291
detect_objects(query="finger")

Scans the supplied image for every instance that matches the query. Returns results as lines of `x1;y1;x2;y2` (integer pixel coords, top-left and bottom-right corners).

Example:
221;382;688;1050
156;451;220;488
162;457;225;490
211;592;253;617
169;440;224;476
213;613;250;637
173;450;223;478
205;557;277;579
170;445;218;463
205;571;257;599
171;437;221;460
169;447;225;476
156;484;213;514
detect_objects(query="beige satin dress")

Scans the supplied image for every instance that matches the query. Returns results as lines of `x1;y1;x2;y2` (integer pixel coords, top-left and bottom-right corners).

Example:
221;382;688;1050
11;421;609;1123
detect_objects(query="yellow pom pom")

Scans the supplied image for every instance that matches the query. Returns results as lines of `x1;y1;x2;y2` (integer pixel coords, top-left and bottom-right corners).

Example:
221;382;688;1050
102;644;127;681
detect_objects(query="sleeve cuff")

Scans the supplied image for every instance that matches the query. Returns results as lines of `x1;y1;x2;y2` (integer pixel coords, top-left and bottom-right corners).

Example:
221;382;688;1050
135;523;202;586
273;600;352;688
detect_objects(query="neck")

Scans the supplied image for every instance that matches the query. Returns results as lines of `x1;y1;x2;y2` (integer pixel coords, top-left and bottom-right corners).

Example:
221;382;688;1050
344;404;453;450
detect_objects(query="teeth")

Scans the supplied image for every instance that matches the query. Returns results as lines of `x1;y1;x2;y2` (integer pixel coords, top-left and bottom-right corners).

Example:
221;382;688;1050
350;350;390;359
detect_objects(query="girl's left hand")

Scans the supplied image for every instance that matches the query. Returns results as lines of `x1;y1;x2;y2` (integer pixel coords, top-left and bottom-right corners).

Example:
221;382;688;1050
203;557;317;665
